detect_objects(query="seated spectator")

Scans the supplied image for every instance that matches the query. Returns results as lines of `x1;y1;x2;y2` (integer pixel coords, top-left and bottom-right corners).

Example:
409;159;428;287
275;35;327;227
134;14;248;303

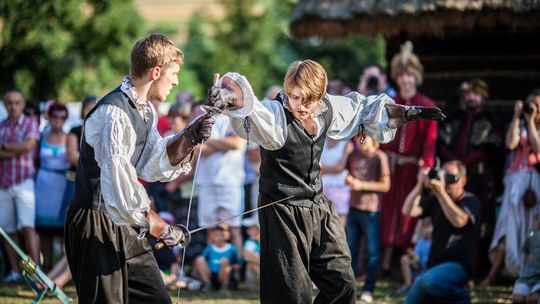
242;217;260;291
192;224;241;294
0;89;40;282
512;206;540;304
402;160;481;303
398;218;432;293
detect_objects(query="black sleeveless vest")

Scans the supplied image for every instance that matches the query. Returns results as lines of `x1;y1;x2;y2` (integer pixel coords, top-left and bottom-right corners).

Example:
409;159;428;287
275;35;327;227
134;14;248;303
259;95;333;207
71;86;154;212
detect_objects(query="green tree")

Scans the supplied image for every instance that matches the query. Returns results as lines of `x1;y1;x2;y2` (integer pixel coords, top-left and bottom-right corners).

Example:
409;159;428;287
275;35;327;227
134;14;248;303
0;0;144;101
183;0;290;98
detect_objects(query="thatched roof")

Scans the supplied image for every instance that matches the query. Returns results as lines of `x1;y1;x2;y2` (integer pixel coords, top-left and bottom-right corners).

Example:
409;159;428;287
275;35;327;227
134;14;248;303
290;0;540;39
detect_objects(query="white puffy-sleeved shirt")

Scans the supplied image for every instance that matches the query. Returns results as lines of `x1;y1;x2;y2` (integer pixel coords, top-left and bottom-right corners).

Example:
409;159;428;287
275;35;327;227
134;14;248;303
218;72;397;150
84;77;191;227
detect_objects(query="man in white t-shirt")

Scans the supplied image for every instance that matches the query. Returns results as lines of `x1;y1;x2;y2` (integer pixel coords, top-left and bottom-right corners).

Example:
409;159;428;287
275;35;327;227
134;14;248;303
195;114;246;251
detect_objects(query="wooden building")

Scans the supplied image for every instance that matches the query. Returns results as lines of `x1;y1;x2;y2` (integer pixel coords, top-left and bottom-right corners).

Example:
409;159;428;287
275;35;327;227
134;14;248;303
290;0;540;109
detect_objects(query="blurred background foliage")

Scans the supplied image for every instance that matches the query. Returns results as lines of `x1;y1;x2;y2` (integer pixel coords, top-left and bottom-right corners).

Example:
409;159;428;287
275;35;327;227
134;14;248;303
0;0;385;102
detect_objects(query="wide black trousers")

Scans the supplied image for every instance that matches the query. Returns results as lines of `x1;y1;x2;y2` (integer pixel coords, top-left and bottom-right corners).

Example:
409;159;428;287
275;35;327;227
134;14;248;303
259;195;356;304
64;204;171;304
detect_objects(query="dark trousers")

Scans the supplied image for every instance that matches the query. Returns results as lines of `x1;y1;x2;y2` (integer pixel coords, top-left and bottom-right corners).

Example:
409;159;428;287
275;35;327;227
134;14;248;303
64;204;171;304
259;195;356;304
345;209;380;292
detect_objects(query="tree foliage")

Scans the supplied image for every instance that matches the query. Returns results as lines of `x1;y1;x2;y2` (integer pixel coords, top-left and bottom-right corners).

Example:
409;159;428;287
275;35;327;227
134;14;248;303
0;0;144;101
182;0;386;99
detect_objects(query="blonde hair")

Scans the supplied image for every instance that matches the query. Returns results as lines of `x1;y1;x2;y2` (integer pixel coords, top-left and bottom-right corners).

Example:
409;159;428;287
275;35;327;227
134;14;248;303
283;60;328;102
130;34;184;79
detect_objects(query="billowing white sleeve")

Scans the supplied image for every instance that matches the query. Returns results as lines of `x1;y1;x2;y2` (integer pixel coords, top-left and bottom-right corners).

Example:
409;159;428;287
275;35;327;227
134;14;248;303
327;92;396;143
85;105;149;227
137;105;192;182
220;72;287;150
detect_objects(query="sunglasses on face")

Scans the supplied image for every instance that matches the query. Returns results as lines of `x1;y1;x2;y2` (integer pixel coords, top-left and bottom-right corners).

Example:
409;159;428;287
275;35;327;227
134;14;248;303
444;173;460;184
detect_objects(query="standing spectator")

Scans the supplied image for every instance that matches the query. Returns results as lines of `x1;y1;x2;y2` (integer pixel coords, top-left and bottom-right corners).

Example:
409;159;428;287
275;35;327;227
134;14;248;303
438;79;503;276
345;135;390;303
35;103;70;271
321;138;354;226
195;113;246;252
0;89;40;282
192;224;241;293
402;160;480;303
358;65;397;98
380;41;438;274
484;89;540;285
328;77;352;95
398;218;432;293
512;206;540;304
151;99;171;136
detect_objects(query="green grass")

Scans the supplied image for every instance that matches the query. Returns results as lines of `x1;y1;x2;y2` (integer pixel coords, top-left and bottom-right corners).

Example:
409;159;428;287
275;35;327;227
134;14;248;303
0;280;513;303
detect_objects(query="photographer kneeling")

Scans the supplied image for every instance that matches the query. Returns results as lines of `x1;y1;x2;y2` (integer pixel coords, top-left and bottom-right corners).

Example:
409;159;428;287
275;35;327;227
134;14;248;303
402;160;481;304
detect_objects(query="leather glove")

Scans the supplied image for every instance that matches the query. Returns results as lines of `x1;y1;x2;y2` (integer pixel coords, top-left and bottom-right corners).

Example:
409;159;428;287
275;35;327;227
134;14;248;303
184;112;215;145
387;104;445;128
207;85;238;110
157;224;186;248
403;106;446;122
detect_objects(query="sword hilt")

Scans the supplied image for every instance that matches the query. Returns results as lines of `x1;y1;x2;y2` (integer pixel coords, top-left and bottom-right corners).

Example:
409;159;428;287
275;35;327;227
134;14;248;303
154;224;192;250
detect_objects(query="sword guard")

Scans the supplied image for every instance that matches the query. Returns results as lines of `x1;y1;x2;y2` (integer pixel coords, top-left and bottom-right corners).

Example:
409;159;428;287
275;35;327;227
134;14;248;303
154;224;191;250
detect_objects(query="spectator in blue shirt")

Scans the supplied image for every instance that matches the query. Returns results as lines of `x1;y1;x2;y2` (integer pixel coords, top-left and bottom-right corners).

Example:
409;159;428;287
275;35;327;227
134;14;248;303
192;224;241;293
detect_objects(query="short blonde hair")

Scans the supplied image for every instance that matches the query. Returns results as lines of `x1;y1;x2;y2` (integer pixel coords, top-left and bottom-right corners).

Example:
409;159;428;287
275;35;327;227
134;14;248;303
283;60;328;102
130;34;184;79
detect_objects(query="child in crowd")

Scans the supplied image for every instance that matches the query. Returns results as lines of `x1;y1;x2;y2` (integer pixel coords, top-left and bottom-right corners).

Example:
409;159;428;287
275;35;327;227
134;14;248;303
192;224;241;293
398;218;433;293
512;206;540;304
242;217;261;291
345;135;391;303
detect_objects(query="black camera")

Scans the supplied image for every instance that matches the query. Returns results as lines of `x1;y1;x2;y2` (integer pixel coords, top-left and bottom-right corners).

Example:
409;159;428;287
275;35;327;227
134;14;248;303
428;158;441;180
427;157;460;184
523;101;534;115
366;76;379;92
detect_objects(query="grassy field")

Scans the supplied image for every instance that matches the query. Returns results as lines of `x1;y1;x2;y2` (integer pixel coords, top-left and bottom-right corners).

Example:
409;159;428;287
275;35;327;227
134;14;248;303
0;279;513;303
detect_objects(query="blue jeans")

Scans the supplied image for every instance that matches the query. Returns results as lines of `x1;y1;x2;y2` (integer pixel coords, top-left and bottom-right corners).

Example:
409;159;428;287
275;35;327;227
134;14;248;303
345;209;380;292
406;262;471;304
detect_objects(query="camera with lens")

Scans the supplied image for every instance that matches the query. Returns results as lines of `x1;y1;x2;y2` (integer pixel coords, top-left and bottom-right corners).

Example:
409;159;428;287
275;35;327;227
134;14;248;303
366;76;379;93
426;157;460;184
523;101;535;115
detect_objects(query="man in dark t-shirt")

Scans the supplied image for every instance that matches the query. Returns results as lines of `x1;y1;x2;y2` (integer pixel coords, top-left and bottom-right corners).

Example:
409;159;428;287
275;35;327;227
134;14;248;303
402;160;480;304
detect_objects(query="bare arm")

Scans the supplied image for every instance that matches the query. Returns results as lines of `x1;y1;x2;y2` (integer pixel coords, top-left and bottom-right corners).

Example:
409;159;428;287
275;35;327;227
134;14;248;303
346;174;390;193
4;137;37;153
402;168;429;217
506;101;522;150
433;190;469;228
0;150;18;159
525;103;540;152
205;135;245;152
66;133;80;165
428;176;469;228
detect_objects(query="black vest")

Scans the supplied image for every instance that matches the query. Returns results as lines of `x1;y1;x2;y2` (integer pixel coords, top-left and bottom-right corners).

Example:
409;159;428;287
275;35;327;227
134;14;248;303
71;86;154;211
259;95;333;207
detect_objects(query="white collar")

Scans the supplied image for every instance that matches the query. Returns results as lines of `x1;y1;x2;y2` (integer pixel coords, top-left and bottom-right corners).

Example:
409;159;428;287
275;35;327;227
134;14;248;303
120;76;151;121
